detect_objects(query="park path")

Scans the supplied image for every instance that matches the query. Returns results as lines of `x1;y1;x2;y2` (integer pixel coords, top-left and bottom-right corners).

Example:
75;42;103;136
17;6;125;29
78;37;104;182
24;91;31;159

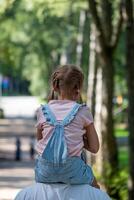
0;118;36;200
0;119;35;200
0;96;40;200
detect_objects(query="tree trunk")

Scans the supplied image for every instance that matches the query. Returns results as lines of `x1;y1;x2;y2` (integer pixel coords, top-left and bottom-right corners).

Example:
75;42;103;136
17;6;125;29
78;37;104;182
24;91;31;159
98;52;119;198
87;23;97;117
81;11;91;91
125;0;134;199
87;0;123;198
101;54;118;170
76;10;86;66
93;66;103;173
60;51;67;65
86;23;98;165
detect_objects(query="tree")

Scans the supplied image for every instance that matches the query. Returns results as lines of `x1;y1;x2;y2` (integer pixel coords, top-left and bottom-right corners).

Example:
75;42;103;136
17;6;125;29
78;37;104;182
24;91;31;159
125;0;134;199
88;0;124;197
87;23;97;117
0;0;90;96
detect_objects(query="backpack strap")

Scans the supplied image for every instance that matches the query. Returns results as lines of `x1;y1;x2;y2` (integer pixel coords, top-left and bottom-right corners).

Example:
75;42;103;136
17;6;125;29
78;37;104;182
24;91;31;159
42;103;84;126
42;104;57;126
62;103;84;126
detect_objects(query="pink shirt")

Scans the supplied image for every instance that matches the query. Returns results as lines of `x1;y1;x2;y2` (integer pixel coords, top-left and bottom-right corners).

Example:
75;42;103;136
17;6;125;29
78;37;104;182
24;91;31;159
35;100;93;157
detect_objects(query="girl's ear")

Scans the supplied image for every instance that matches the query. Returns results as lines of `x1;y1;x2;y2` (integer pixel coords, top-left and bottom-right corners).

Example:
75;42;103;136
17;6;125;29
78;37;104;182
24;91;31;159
53;79;59;92
53;84;57;92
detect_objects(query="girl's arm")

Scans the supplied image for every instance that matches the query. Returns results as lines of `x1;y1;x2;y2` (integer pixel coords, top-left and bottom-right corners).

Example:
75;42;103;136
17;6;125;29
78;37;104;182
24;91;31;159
36;128;43;140
83;123;99;153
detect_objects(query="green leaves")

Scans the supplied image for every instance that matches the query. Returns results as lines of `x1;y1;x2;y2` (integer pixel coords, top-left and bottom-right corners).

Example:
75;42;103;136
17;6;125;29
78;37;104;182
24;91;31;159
0;0;80;95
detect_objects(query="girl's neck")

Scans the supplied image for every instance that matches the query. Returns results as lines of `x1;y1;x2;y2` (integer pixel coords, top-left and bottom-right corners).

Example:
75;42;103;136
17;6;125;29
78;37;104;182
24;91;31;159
58;97;73;101
58;95;76;101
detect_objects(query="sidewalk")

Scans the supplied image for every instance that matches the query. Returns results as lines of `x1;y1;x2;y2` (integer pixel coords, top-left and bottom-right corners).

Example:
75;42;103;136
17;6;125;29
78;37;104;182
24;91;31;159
0;118;36;200
0;161;34;200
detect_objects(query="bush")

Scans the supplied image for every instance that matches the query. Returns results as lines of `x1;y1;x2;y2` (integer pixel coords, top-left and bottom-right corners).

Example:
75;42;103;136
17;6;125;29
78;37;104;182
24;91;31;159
0;108;4;118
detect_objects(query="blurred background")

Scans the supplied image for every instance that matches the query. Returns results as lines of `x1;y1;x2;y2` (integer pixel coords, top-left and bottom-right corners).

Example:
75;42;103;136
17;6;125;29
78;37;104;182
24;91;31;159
0;0;134;200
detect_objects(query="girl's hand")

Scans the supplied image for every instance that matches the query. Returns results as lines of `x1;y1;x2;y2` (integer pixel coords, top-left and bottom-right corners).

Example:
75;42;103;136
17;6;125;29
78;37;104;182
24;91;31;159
36;127;43;140
83;134;89;150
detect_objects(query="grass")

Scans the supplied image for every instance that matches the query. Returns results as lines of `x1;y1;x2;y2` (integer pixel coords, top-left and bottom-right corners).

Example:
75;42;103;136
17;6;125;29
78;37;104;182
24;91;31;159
114;125;129;167
118;146;128;200
118;146;128;168
115;127;128;137
115;126;129;167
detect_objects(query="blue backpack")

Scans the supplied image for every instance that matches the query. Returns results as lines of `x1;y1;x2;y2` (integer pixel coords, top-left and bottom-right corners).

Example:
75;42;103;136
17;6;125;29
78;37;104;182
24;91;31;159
35;102;94;185
41;102;83;164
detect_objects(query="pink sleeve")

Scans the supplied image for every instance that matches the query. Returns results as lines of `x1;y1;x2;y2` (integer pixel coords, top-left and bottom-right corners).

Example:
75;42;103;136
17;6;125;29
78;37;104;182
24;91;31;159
81;106;94;127
35;106;46;129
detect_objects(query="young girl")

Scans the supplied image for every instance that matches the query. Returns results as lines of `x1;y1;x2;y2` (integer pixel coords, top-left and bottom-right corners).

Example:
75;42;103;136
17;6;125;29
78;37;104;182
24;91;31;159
35;64;100;188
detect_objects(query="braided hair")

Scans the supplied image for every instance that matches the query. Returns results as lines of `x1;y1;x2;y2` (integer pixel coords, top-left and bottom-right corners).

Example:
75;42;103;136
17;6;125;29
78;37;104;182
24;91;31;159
48;64;84;103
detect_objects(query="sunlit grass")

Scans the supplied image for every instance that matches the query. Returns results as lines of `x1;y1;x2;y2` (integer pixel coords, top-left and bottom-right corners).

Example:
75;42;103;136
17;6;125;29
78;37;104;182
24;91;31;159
115;128;128;137
115;126;128;167
115;126;129;167
118;147;128;168
118;147;128;200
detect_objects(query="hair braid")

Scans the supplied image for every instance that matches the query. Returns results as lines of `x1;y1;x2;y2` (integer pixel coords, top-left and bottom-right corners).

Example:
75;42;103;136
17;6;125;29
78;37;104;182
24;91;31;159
48;64;84;102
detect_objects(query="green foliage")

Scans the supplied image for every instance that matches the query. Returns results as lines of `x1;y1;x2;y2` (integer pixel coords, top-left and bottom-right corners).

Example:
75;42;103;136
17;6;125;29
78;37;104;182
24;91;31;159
95;145;128;200
98;162;128;200
0;0;126;97
110;169;128;200
0;0;89;95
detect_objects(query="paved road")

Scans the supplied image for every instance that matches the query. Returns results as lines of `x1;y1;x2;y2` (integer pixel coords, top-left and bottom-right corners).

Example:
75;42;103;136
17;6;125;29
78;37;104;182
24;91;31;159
0;118;36;200
0;97;39;200
0;161;34;200
0;118;35;138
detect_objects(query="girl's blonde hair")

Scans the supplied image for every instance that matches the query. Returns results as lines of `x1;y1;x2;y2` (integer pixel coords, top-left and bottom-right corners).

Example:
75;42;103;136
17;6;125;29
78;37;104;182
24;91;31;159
48;64;84;102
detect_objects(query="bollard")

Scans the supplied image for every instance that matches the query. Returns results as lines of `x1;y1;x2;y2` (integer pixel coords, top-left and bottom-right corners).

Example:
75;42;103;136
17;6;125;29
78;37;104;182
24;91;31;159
15;137;21;161
30;136;35;160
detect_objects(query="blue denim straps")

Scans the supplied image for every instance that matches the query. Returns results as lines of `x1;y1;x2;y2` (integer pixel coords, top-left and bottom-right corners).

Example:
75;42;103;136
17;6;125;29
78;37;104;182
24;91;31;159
41;103;82;165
